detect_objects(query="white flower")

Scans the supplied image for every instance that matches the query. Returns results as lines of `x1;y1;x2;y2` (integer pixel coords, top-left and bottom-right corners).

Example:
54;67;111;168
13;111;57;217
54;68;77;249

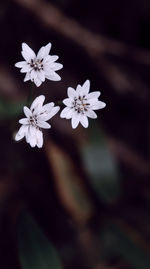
15;95;60;148
15;43;63;87
60;80;106;129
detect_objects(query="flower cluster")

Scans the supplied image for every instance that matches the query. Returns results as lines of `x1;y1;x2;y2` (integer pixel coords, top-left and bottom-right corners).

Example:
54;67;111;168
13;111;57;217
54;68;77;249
15;95;59;148
15;43;63;87
15;42;106;148
60;80;106;129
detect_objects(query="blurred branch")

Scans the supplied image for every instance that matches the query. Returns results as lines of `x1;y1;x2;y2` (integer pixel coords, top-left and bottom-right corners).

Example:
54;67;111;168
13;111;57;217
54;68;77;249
0;65;24;100
13;0;150;66
109;137;150;177
45;139;115;269
44;139;94;224
119;221;150;253
12;0;150;102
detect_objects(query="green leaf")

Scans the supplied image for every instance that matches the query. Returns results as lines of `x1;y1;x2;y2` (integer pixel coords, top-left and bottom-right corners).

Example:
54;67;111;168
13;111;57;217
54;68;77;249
81;123;120;202
0;99;24;120
18;212;63;269
100;224;150;269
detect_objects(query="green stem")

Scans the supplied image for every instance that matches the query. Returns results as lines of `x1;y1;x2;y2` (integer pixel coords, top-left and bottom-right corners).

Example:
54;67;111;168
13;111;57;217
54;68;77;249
26;83;34;106
56;100;63;106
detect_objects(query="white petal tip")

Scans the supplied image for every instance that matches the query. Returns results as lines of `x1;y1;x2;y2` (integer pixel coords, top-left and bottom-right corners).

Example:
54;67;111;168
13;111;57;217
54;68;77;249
15;134;22;141
101;102;106;109
37;145;43;148
84;79;90;86
30;144;36;148
59;64;63;70
56;106;60;113
22;42;27;48
60;113;64;118
47;42;52;47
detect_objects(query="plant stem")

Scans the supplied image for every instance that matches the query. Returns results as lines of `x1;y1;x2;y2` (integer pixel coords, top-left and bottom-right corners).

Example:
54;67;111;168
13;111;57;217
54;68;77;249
56;100;63;106
26;83;34;106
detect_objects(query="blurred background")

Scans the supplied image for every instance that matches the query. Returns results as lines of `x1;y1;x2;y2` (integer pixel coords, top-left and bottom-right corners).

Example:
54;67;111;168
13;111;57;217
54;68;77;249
0;0;150;268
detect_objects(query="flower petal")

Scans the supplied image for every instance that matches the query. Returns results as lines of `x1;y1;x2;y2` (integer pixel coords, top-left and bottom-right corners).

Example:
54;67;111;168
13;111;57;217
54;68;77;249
37;121;51;129
67;87;76;98
46;71;61;81
85;109;97;119
42;103;54;113
43;55;51;63
19;118;29;125
38;70;45;82
28;125;36;137
37;105;59;121
49;55;59;62
52;63;63;71
87;91;100;99
23;106;32;118
36;129;43;148
15;61;27;68
20;64;31;73
34;77;42;87
37;46;46;59
25;127;30;143
80;115;89;128
60;107;71;118
24;72;31;82
66;108;74;119
15;125;27;141
91;101;106;110
29;136;37;147
44;43;52;55
63;98;73;107
82;80;90;95
48;106;60;119
30;69;37;81
21;43;36;62
39;106;60;121
30;95;45;112
76;84;82;94
71;113;80;129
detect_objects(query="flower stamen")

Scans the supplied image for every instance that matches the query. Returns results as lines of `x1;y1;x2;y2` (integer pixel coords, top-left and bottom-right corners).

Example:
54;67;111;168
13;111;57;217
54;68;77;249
30;58;44;71
73;96;90;114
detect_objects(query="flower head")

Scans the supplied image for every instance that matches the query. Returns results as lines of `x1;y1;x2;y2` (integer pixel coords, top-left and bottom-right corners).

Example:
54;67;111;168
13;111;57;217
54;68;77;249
15;43;63;87
60;80;106;129
15;95;60;148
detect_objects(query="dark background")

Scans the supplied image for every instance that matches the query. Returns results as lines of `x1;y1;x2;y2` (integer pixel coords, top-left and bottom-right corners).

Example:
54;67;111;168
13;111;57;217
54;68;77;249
0;0;150;268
